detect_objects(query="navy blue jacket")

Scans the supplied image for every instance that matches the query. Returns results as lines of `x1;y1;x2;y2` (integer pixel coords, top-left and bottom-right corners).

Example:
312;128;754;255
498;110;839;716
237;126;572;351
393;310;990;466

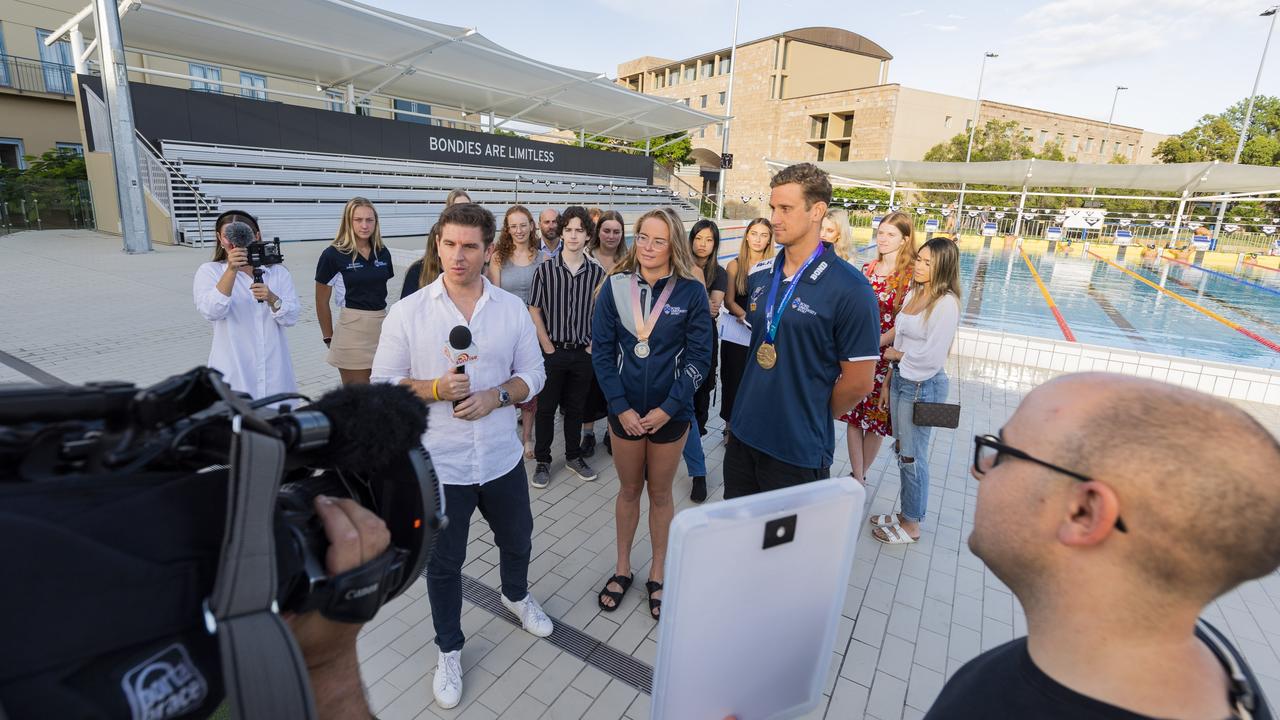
591;272;713;421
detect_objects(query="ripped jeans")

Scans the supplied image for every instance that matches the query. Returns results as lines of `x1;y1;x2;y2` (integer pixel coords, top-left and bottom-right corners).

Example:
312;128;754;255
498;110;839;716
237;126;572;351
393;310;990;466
889;371;949;524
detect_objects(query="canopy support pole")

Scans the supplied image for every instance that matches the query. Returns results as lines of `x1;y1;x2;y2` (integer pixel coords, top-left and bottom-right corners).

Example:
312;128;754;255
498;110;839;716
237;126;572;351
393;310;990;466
888;180;897;208
1171;193;1188;246
1013;159;1034;237
94;0;151;253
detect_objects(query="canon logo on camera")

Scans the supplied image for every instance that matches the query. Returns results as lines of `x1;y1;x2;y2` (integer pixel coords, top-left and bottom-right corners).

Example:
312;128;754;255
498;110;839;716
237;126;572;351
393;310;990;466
344;584;379;601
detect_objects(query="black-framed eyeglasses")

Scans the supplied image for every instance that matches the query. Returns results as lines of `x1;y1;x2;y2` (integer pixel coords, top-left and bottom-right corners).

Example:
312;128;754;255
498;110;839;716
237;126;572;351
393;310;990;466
973;434;1128;533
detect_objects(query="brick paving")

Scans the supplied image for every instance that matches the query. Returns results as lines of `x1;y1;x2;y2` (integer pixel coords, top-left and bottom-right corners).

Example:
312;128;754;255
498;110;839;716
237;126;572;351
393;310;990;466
3;230;1279;720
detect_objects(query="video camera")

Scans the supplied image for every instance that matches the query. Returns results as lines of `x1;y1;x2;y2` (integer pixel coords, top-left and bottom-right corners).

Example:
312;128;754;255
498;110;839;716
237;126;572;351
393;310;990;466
0;368;446;719
223;220;284;296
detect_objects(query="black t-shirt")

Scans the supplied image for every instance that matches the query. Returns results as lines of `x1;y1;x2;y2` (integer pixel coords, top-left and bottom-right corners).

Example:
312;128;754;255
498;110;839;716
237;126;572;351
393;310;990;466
314;245;394;311
926;622;1271;720
706;263;728;297
401;259;425;300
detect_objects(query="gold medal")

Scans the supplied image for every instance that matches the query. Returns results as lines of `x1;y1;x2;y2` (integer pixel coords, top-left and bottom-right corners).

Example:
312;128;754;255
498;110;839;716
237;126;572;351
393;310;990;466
756;342;777;370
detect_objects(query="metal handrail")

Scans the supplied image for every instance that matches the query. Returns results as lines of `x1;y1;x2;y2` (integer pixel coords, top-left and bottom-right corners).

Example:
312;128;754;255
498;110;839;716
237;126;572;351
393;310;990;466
135;131;217;246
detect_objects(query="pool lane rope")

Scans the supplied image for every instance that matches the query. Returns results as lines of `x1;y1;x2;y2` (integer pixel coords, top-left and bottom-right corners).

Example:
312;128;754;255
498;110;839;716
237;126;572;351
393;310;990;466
1161;253;1280;298
1091;251;1280;354
1019;248;1077;342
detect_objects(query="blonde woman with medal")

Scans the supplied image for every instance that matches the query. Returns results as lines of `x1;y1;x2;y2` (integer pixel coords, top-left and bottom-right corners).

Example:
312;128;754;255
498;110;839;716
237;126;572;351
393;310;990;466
725;163;881;497
591;209;713;621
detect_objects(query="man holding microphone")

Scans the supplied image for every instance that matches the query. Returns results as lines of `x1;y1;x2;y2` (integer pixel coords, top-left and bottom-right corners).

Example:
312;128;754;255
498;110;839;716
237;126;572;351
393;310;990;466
372;203;552;710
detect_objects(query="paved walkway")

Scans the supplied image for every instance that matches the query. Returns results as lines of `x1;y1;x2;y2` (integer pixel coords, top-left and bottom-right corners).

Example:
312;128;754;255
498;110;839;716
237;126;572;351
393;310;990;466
3;230;1279;720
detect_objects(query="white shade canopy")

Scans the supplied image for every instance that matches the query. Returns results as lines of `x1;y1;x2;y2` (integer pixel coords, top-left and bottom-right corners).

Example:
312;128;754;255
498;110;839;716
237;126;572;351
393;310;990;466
767;159;1280;195
67;0;722;141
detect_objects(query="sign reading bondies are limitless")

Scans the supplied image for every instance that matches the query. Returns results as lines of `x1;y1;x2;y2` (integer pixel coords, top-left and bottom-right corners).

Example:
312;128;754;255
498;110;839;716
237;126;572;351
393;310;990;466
428;136;557;165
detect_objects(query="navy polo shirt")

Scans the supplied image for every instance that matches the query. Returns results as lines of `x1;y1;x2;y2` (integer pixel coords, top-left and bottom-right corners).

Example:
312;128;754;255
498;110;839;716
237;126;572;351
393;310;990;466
729;243;880;469
315;245;394;311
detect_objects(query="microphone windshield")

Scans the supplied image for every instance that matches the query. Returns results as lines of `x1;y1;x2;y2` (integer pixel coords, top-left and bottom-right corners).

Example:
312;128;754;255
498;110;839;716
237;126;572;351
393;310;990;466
305;383;427;473
448;325;472;351
225;221;255;249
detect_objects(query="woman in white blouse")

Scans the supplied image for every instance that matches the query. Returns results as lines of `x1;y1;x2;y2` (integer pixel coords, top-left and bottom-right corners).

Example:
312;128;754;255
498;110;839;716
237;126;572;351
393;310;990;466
872;237;962;545
192;210;300;400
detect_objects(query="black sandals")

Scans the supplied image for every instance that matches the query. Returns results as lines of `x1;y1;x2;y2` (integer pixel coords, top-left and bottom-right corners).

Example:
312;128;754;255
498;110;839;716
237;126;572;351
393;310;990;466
645;580;663;621
597;573;633;611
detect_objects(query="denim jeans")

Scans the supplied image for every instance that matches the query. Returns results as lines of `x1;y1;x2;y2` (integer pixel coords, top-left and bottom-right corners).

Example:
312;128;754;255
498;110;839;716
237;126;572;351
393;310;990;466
890;371;949;524
426;462;532;653
681;419;706;477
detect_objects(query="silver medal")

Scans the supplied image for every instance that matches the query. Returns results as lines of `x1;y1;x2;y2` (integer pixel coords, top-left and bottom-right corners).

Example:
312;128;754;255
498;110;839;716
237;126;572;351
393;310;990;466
634;341;650;358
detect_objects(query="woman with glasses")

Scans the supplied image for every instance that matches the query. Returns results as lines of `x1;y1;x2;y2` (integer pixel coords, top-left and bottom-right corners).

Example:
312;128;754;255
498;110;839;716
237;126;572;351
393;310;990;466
488;205;544;459
871;237;962;544
591;209;712;621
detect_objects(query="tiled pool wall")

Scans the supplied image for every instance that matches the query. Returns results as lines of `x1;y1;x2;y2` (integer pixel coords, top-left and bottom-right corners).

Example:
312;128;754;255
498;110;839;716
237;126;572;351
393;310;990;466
956;326;1280;405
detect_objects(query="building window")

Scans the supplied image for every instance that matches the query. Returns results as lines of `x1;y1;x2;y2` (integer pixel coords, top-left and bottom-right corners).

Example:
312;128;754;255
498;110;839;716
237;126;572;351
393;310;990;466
36;29;73;94
189;63;222;93
811;115;828;139
0;137;26;169
701;60;713;78
1038;129;1048;145
240;72;267;100
684;66;695;82
944;115;952;129
683;98;690;106
0;23;11;86
355;99;372;116
965;118;974;132
699;127;705;138
326;90;344;112
1127;143;1135;157
1070;135;1080;152
394;98;434;125
778;76;786;98
815;143;825;162
838;112;854;137
700;94;707;109
669;69;679;86
55;142;83;155
838;142;850;162
718;91;726;106
1085;137;1094;152
716;124;723;136
781;41;790;70
719;57;731;74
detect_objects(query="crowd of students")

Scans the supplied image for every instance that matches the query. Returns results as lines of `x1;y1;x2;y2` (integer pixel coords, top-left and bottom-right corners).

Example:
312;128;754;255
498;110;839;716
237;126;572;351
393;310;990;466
192;162;1030;709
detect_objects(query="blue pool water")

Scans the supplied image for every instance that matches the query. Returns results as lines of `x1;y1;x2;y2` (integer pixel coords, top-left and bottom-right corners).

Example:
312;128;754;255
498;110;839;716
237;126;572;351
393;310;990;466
719;234;1280;370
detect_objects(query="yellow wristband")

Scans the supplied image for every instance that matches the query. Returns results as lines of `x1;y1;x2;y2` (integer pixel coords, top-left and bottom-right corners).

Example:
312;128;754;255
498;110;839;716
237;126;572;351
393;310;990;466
432;378;441;402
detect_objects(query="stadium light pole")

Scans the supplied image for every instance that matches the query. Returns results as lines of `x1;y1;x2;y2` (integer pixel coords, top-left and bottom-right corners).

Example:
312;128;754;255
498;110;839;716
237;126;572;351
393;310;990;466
1088;85;1127;202
956;51;998;230
714;0;741;222
1212;5;1278;243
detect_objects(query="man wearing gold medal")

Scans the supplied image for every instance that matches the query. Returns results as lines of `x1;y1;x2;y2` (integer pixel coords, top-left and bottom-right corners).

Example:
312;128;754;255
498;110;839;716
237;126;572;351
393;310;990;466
724;163;881;498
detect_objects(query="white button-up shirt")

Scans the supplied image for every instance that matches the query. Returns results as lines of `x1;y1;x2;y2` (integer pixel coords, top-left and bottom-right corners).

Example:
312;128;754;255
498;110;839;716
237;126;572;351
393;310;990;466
193;262;300;399
372;276;546;486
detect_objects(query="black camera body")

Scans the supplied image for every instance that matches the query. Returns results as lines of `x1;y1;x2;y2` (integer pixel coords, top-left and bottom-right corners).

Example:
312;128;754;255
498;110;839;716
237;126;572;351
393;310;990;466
0;368;444;719
245;236;284;272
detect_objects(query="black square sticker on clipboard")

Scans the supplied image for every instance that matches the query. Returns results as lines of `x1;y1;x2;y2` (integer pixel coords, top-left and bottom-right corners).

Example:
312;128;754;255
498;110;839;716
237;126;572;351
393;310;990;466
763;514;797;549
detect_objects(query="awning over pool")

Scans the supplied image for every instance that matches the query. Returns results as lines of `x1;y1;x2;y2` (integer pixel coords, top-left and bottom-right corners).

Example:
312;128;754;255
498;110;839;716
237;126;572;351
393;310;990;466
765;159;1280;195
56;0;722;142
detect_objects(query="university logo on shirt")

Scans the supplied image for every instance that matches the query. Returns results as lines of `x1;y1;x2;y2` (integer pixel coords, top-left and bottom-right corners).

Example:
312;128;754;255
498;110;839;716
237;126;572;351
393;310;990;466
791;297;818;316
662;305;687;316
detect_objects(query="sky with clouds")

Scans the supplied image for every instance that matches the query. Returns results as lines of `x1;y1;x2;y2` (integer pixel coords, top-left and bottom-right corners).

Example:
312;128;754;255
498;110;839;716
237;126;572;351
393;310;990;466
369;0;1279;136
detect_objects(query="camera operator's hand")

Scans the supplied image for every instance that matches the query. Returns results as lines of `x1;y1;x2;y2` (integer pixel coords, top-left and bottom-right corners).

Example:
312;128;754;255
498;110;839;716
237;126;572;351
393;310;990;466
250;282;277;305
435;367;471;402
225;247;249;271
283;496;387;720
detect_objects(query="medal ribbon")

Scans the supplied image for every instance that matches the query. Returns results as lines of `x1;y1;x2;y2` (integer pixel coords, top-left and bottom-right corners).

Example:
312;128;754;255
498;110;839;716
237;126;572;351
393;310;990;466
764;244;824;344
630;273;677;344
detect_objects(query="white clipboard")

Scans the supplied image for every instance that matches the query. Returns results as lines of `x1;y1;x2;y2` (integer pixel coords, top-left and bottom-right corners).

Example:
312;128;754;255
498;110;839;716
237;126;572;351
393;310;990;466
717;312;753;346
651;477;865;720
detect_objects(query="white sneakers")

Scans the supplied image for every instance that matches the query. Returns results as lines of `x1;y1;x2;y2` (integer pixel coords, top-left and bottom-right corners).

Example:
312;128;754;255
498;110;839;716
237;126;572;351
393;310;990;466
432;649;463;709
502;592;555;638
432;593;554;709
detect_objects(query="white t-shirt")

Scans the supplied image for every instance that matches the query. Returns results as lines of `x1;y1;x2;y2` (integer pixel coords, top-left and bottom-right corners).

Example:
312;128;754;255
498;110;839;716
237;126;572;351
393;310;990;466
893;291;960;382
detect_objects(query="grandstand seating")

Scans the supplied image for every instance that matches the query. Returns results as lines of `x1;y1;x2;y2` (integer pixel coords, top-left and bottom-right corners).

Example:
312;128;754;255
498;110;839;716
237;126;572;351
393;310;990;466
156;141;700;245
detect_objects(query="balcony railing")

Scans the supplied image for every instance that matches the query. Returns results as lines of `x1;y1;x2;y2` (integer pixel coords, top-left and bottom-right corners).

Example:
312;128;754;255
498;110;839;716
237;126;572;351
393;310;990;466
0;54;76;97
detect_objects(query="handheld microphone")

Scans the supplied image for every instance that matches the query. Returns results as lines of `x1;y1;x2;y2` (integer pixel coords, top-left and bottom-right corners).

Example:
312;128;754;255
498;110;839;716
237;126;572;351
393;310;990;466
446;325;476;409
224;221;266;301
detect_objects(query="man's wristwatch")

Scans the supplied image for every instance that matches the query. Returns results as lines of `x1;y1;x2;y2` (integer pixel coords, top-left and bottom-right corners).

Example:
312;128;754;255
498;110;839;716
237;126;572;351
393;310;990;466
496;387;511;408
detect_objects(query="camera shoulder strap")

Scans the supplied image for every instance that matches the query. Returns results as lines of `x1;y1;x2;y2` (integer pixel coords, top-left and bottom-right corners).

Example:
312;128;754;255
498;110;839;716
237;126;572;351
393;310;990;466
206;419;318;720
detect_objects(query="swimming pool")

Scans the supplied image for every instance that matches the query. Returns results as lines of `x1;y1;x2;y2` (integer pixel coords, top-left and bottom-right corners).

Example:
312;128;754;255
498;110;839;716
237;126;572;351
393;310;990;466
718;231;1280;371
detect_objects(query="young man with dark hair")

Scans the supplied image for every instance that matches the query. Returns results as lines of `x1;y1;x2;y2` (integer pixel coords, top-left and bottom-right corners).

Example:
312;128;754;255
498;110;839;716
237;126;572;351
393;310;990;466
371;202;553;710
528;205;606;488
725;163;879;497
927;373;1277;719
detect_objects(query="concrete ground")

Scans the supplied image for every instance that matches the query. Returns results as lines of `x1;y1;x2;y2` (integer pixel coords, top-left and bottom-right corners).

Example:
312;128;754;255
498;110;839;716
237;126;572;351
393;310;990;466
3;230;1279;720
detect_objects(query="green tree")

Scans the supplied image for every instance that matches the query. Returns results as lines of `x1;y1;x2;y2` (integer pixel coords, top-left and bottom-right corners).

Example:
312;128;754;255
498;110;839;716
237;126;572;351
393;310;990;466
1154;96;1280;166
919;121;1069;208
582;132;693;169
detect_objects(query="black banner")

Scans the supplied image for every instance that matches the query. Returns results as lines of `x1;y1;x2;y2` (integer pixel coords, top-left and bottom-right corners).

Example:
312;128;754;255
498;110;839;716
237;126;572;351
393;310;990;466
79;76;651;181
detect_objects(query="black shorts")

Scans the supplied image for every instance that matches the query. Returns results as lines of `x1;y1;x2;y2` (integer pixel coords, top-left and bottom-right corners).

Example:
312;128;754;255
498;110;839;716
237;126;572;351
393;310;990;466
607;415;690;444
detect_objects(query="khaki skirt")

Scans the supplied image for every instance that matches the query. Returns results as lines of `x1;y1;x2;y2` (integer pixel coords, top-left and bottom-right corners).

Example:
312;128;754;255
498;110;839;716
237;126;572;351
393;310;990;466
327;307;386;370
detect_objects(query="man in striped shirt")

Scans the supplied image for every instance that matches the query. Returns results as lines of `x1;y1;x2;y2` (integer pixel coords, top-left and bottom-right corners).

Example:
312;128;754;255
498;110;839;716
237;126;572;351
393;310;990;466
528;206;606;488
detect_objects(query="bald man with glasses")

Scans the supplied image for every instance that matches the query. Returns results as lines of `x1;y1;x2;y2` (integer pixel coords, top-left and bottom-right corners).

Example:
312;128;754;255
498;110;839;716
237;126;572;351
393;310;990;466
926;373;1278;720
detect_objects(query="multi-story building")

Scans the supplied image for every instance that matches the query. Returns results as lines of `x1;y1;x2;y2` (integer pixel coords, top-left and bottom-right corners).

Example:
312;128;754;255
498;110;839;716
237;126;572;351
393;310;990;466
0;0;469;169
618;27;1168;216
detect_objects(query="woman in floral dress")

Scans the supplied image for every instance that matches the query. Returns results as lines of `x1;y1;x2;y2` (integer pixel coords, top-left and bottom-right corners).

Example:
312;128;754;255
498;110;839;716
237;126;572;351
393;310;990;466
840;211;917;484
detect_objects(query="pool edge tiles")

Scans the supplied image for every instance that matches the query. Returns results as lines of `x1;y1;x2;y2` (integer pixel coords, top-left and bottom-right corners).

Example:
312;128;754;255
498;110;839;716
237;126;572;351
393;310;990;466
956;327;1280;406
